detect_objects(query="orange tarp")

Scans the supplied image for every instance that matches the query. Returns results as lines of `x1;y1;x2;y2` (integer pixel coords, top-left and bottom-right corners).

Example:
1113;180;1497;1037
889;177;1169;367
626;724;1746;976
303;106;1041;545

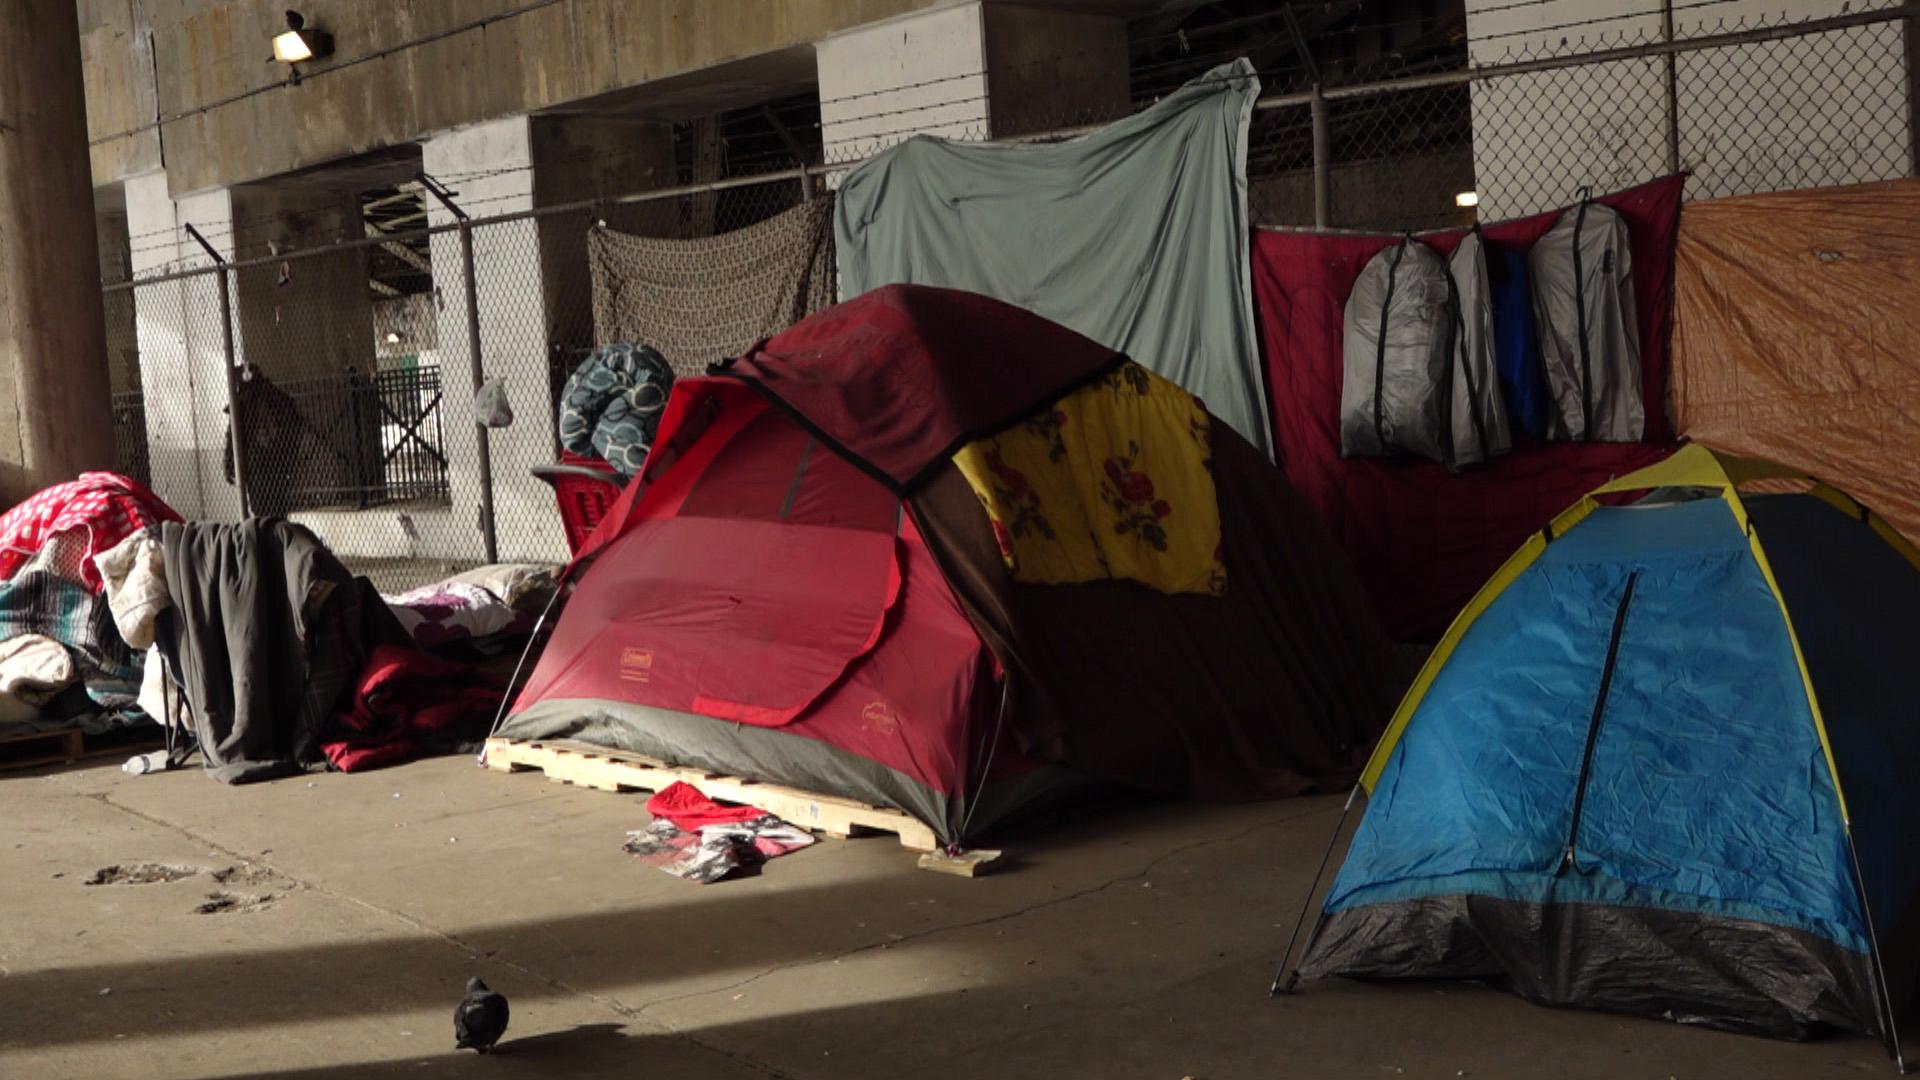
1672;178;1920;542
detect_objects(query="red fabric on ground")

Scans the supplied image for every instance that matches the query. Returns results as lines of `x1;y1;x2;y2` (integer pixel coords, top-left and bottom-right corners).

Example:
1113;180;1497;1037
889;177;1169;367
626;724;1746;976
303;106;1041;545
721;284;1123;494
1252;176;1685;638
646;781;767;830
0;472;181;591
323;645;505;772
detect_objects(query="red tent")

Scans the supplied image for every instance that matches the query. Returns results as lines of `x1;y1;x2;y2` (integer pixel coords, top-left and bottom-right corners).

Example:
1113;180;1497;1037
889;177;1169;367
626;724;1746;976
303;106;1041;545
500;285;1394;846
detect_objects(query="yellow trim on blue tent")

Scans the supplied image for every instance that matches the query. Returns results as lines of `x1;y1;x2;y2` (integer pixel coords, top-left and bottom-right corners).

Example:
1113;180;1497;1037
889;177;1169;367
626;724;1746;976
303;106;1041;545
1356;494;1600;793
1354;442;1905;826
1806;482;1920;576
1718;487;1852;824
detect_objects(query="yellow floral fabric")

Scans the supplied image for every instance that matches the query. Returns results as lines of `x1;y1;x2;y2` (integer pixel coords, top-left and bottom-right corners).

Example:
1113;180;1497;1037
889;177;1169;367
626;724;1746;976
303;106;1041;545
952;361;1226;596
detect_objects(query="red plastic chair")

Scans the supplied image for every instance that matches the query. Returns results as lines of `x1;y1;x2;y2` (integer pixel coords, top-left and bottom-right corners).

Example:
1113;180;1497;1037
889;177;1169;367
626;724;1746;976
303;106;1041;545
530;450;625;556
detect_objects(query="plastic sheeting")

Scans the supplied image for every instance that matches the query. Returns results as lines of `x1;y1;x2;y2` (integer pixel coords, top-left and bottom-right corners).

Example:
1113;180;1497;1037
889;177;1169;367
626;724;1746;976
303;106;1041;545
1300;893;1878;1040
1448;232;1513;466
1340;240;1455;464
1487;239;1552;441
1672;179;1920;545
834;60;1271;459
1340;234;1510;469
1253;175;1684;638
1530;201;1643;442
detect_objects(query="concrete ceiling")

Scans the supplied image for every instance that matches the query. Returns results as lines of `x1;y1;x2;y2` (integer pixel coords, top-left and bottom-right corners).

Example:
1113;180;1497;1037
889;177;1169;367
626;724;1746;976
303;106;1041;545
243;144;426;196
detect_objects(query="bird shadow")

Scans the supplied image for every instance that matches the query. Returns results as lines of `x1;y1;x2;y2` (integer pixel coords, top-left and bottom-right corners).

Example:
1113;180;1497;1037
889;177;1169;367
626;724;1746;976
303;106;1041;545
486;1021;626;1060
210;1023;640;1078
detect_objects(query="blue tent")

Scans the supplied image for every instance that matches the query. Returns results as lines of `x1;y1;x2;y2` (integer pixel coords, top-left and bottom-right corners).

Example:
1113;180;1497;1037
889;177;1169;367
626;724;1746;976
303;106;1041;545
1281;445;1920;1060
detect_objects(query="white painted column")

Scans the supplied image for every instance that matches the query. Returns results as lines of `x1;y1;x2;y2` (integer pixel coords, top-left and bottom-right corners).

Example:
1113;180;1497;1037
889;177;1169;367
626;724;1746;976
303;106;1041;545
123;173;244;521
816;3;992;170
419;116;569;565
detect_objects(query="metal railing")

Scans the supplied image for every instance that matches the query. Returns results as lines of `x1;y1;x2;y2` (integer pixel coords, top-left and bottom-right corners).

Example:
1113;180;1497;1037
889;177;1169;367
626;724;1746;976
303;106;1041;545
101;3;1918;590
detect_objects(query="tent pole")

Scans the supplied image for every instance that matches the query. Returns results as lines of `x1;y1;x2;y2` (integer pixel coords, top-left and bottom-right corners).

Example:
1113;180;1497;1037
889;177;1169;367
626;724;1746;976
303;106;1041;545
1271;785;1358;995
476;570;573;761
1844;829;1908;1071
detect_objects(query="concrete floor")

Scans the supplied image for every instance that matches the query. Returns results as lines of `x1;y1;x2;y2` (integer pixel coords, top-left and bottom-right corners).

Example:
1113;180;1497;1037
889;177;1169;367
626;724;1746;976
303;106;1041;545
0;755;1894;1079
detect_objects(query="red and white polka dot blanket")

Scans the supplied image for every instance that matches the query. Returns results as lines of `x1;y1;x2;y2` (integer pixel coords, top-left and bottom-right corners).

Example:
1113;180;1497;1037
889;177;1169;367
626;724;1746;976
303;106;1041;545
0;473;181;592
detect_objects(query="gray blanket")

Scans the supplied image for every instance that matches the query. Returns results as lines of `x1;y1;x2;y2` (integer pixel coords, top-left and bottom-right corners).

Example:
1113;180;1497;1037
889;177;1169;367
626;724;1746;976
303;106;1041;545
157;519;410;784
834;59;1271;459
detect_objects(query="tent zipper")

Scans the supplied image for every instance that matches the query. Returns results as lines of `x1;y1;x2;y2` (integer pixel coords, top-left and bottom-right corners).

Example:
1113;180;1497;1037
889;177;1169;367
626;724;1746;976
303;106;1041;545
1372;240;1408;452
1561;570;1638;872
1571;195;1593;440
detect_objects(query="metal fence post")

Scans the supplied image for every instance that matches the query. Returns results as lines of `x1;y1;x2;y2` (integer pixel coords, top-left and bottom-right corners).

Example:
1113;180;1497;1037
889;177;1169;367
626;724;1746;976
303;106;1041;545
421;175;499;565
460;220;499;564
185;223;249;519
1311;83;1331;228
1908;6;1920;177
1662;0;1682;175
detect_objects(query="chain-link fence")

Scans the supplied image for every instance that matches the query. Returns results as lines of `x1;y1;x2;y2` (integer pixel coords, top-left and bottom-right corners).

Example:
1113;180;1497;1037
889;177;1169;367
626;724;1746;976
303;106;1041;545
100;4;1916;591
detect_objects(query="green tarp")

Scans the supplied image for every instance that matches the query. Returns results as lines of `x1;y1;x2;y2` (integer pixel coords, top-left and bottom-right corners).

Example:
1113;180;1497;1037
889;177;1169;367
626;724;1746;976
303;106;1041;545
833;60;1271;459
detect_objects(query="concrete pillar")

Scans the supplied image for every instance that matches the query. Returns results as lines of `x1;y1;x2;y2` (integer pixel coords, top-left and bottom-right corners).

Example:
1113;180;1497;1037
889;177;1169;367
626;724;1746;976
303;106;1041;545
416;117;570;565
981;4;1131;138
227;184;380;515
0;0;116;505
816;2;1131;168
95;206;139;396
818;4;994;166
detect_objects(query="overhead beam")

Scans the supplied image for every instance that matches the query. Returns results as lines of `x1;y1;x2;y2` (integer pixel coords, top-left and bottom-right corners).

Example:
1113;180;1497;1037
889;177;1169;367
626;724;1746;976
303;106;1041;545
364;222;433;276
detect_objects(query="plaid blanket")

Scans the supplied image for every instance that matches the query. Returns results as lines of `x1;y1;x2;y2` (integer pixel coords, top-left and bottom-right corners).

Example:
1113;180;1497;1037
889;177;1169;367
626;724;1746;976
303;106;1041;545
588;195;836;377
0;569;141;709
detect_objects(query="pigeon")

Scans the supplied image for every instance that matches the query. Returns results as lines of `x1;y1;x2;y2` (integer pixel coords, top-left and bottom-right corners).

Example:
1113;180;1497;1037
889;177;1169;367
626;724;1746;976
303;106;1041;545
454;976;509;1054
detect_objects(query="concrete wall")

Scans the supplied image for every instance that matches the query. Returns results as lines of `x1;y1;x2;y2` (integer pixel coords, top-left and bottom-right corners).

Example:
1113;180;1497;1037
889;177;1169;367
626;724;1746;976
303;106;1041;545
231;185;376;385
83;0;954;197
96;210;142;395
0;0;117;504
982;4;1130;137
1465;0;1914;218
530;115;678;360
79;0;162;184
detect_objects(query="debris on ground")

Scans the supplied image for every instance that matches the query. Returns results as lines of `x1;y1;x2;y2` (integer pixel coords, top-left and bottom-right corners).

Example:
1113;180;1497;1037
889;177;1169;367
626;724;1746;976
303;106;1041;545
86;863;199;886
195;891;277;915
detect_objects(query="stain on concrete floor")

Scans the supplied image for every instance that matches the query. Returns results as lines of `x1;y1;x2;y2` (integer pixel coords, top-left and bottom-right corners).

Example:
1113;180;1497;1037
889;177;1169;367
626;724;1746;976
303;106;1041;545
195;890;277;915
86;863;200;886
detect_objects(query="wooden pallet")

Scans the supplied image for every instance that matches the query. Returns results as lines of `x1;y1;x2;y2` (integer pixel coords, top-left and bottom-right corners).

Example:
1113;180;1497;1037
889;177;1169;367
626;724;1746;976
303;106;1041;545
482;737;941;852
0;725;163;773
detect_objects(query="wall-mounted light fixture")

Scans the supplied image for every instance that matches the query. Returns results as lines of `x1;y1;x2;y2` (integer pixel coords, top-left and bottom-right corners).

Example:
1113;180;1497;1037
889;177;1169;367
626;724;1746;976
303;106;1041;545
271;10;333;66
1455;190;1481;208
